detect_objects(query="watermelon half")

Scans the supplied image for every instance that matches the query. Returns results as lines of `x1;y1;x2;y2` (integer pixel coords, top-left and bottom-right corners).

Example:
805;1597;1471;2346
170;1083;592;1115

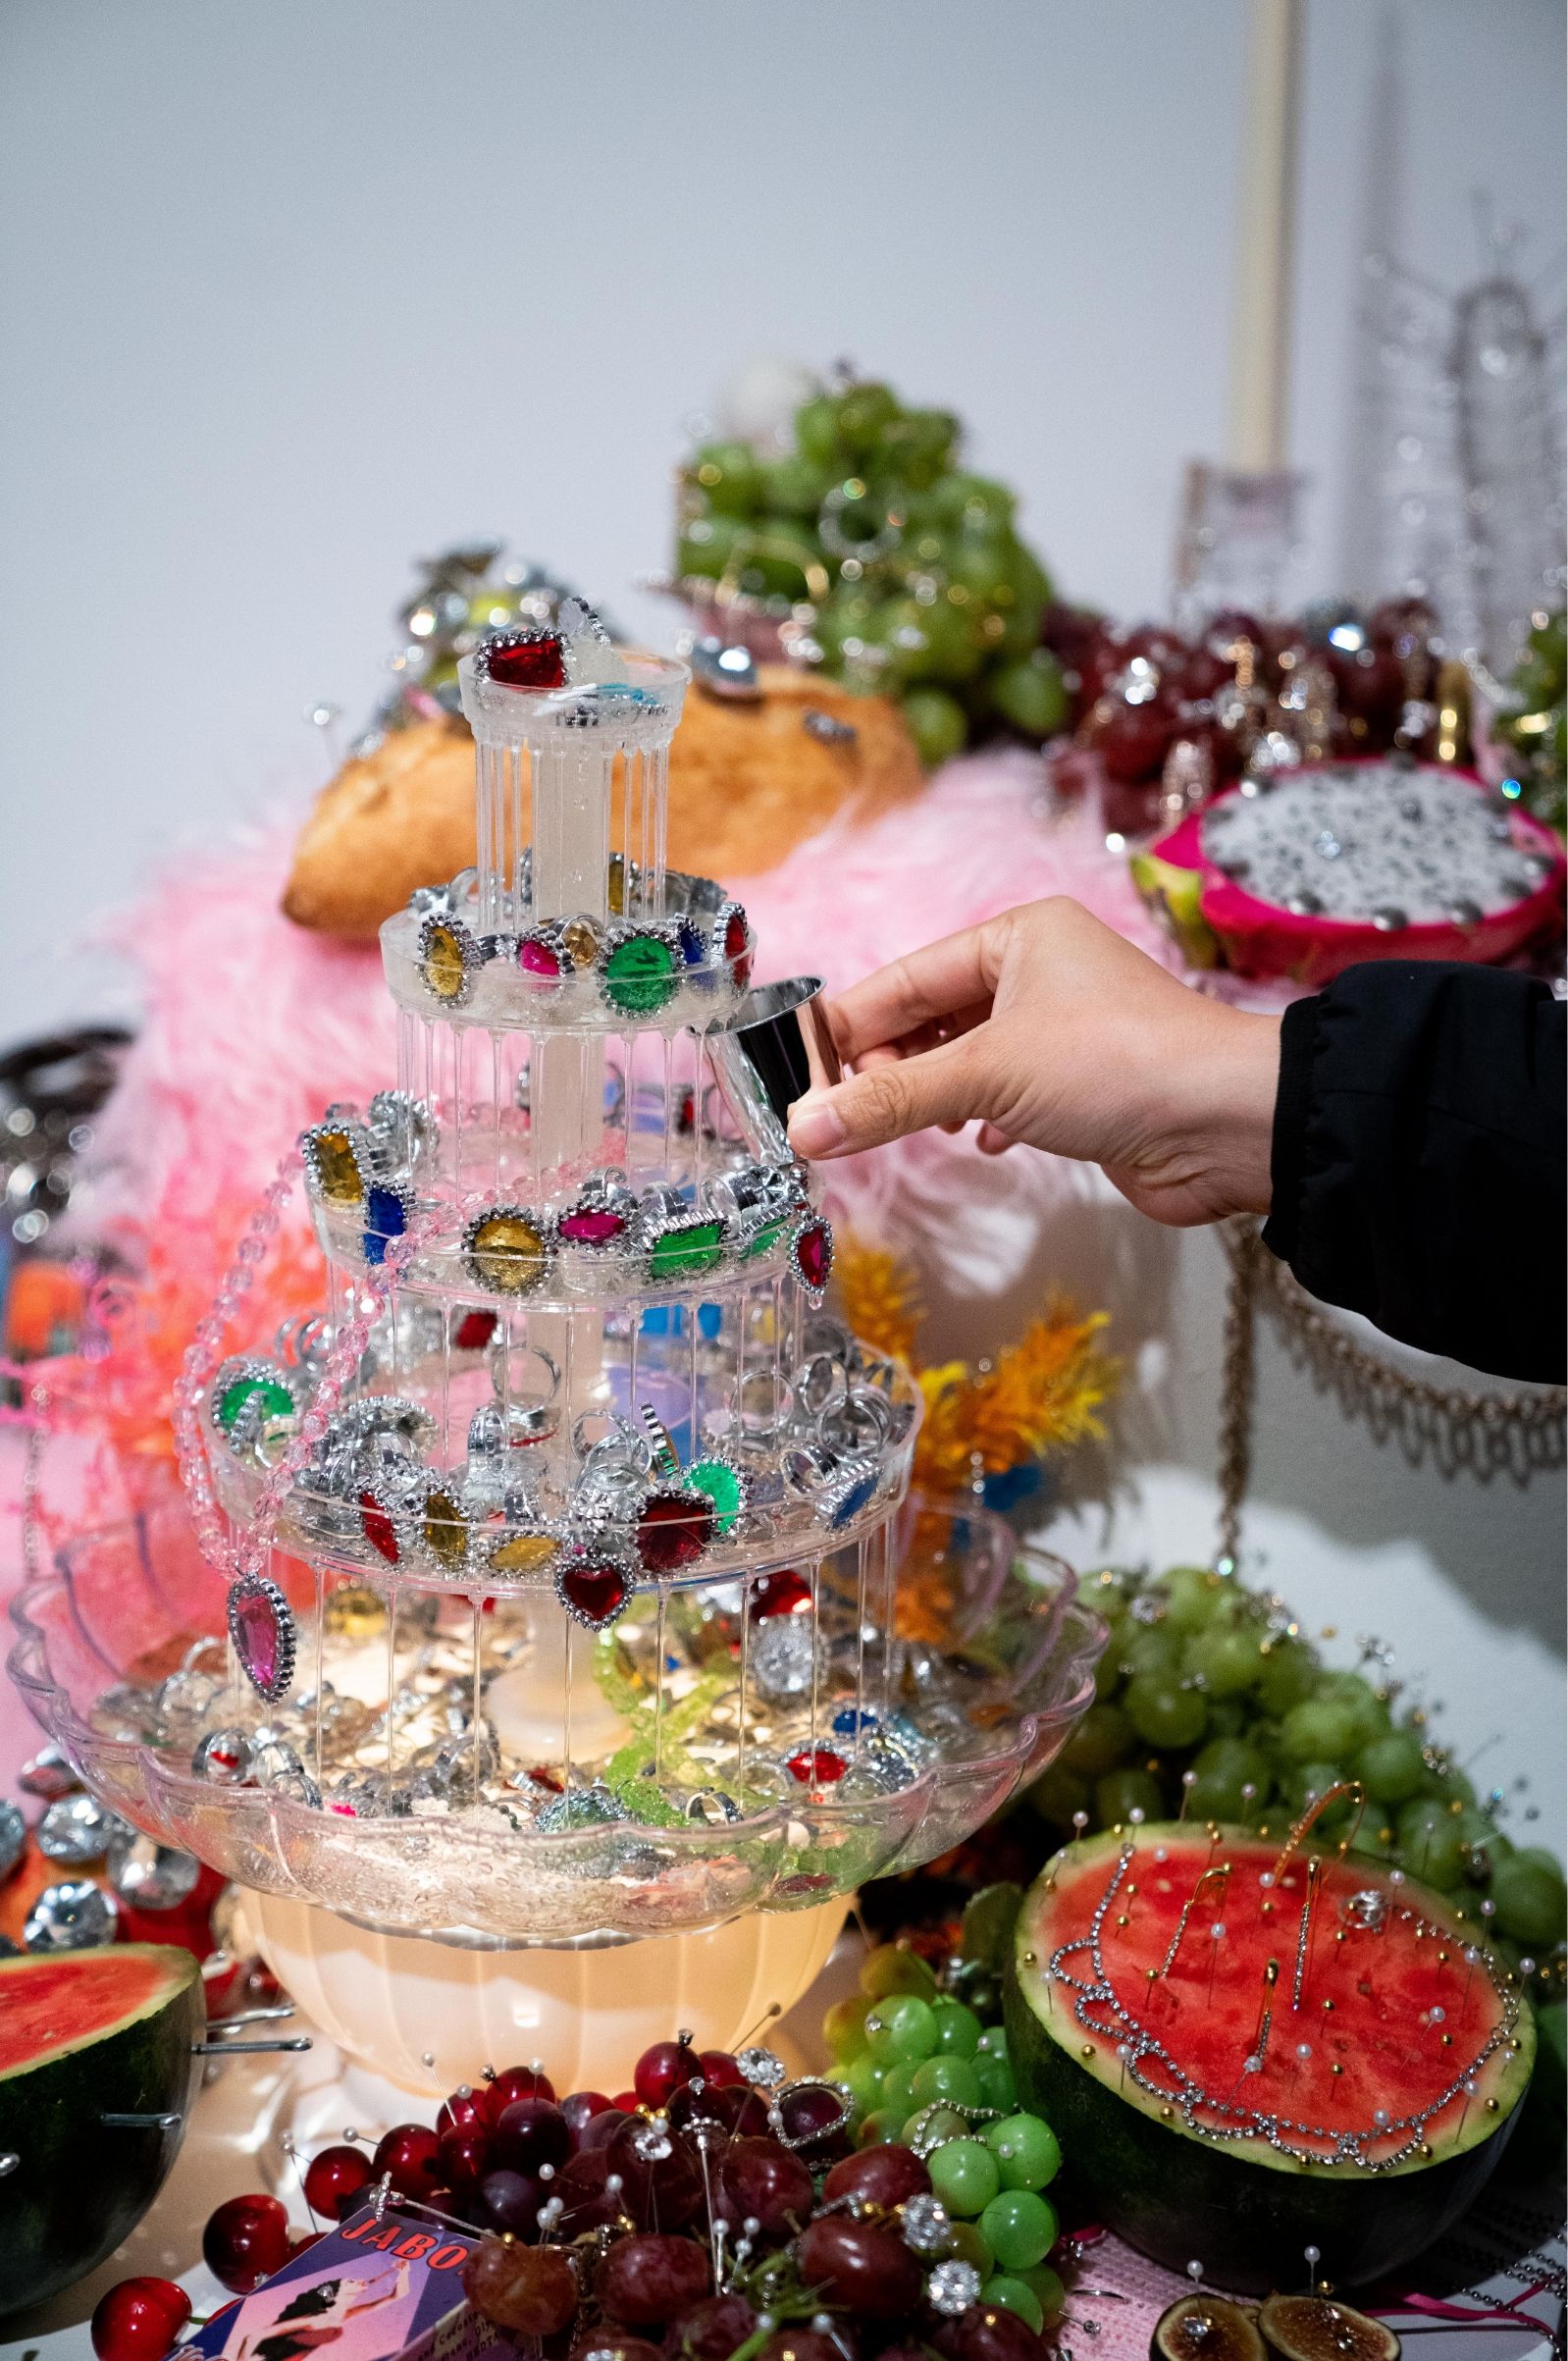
0;1945;204;2317
1007;1825;1534;2293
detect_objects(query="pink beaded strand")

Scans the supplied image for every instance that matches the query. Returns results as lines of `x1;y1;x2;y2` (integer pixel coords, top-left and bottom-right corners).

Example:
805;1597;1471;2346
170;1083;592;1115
174;1145;423;1584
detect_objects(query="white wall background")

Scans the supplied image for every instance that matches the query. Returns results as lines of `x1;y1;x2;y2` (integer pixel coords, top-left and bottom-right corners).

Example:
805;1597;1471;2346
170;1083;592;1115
1;2;1563;1835
3;0;1563;1038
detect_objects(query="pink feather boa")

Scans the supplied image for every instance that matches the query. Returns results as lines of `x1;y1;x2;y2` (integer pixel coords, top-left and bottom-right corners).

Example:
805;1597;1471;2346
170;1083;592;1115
88;747;1184;1292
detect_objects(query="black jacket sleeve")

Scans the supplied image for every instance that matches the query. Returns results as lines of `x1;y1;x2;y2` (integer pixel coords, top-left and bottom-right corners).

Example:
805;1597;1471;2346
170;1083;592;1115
1262;962;1566;1384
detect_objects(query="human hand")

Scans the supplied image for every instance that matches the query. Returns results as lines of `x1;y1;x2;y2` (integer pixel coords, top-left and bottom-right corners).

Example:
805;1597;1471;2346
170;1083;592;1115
785;897;1280;1229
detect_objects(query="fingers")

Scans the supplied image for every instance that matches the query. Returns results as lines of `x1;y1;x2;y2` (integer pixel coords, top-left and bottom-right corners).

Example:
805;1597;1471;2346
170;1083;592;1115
788;1033;984;1159
825;920;1006;1063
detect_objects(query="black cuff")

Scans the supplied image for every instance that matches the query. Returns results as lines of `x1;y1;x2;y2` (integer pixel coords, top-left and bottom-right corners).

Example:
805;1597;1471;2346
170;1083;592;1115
1260;991;1319;1268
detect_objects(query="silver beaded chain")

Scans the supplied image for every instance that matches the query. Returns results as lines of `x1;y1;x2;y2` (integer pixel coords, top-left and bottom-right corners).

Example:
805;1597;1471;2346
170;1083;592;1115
1047;1840;1522;2173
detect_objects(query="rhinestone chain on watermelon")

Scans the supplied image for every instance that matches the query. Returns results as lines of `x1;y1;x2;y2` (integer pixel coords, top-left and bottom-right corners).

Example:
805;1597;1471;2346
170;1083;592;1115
173;1146;421;1582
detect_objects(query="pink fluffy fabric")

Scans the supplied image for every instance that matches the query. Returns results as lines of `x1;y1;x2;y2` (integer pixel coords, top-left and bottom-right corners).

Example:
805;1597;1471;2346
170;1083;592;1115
88;748;1184;1281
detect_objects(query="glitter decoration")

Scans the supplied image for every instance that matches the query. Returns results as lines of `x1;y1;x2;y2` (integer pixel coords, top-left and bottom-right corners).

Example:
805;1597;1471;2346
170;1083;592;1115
736;2046;787;2089
228;1571;297;1703
106;1829;202;1911
191;1728;253;1784
0;1802;26;1880
900;2194;953;2256
926;2260;983;2316
24;1879;120;1950
37;1794;121;1866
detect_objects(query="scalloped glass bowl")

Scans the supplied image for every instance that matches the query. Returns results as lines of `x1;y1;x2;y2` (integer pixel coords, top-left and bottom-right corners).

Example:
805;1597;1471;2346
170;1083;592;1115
10;1494;1104;1947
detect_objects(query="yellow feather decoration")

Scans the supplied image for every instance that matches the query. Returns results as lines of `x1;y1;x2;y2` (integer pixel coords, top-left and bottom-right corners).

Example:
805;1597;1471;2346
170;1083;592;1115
833;1236;1117;1497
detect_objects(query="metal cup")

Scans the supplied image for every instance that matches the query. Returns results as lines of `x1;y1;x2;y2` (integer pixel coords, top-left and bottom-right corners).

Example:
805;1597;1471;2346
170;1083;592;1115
702;977;842;1161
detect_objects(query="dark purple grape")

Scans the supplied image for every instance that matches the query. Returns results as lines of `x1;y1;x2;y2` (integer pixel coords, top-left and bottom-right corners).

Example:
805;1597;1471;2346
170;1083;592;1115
666;2079;729;2134
595;2233;710;2328
578;2105;635;2154
934;2307;1050;2361
821;2141;931;2211
478;2167;546;2236
663;2293;758;2361
796;2217;921;2320
715;2137;813;2241
571;2339;663;2361
463;2236;578;2335
778;2081;847;2145
483;2065;555;2119
562;2089;614;2142
756;2337;849;2361
710;2084;769;2138
553;2148;623;2233
495;2095;572;2174
606;2119;704;2230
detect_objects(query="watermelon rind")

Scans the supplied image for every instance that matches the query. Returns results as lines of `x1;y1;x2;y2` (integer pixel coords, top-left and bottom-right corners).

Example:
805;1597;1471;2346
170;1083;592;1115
1006;1826;1535;2294
0;1944;204;2319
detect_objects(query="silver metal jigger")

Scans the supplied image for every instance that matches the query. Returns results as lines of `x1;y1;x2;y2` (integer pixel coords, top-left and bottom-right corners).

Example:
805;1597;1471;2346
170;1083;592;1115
702;977;842;1161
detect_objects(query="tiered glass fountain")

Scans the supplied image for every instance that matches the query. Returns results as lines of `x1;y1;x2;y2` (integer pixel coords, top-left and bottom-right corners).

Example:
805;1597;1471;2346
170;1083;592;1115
12;606;1101;2090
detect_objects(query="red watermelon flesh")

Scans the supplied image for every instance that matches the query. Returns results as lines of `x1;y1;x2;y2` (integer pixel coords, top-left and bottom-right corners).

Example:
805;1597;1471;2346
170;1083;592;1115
1008;1825;1534;2290
0;1945;204;2317
1038;1830;1510;2149
0;1947;185;2073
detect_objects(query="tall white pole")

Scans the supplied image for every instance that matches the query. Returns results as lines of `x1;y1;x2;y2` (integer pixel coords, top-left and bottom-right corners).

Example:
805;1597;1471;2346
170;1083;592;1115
1227;0;1304;471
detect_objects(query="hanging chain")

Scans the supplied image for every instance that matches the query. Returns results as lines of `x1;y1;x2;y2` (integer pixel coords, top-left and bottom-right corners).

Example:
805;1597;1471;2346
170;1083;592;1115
1217;1219;1568;1567
1215;1219;1259;1573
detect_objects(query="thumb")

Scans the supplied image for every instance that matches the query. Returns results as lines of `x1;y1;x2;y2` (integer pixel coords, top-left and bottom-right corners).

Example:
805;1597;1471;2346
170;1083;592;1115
787;1038;981;1159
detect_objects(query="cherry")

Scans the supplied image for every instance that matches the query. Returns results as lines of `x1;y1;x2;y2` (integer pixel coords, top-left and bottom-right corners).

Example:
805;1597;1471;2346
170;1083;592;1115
465;2234;578;2335
484;2065;556;2119
822;2141;932;2210
91;2277;192;2361
632;2038;701;2110
715;2136;812;2240
438;2126;494;2188
1205;607;1265;654
288;2232;325;2260
612;2088;640;2113
552;2147;622;2232
436;2085;490;2141
302;2141;374;2221
934;2305;1051;2361
695;2049;744;2088
1176;646;1232;701
577;2106;633;2154
495;2096;571;2175
561;2089;614;2140
795;2216;921;2319
479;2167;547;2236
667;2293;758;2360
1084;700;1178;786
595;2232;710;2328
202;2194;291;2294
373;2122;444;2197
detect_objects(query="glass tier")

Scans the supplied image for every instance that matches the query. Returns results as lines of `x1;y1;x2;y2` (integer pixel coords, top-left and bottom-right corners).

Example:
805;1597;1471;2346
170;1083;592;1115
205;1289;918;1589
12;1494;1105;1946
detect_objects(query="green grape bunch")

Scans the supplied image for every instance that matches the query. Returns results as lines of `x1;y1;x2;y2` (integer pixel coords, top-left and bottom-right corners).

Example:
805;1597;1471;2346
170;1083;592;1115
824;1892;1070;2336
1026;1563;1567;2004
674;376;1069;765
